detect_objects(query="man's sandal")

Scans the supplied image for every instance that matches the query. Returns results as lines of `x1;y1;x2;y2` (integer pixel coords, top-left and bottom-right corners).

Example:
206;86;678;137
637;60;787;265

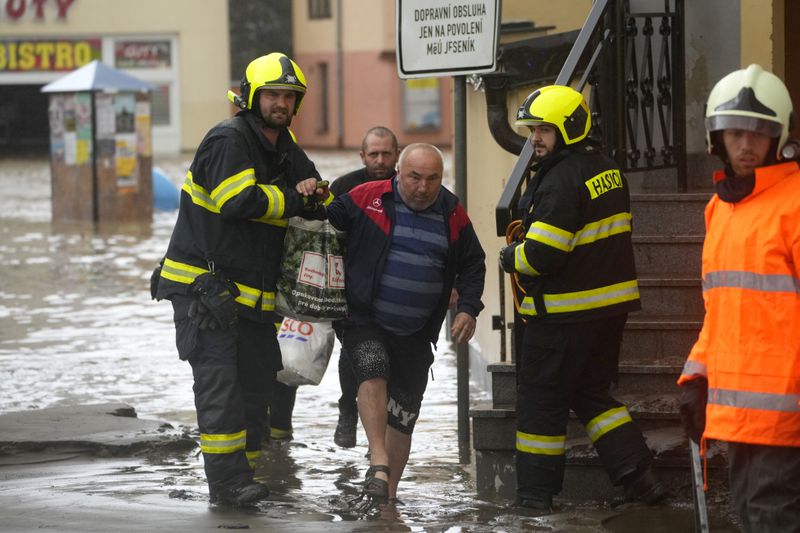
363;464;390;502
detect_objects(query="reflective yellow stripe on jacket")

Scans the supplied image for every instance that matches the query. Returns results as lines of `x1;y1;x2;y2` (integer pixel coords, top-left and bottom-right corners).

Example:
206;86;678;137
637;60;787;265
525;213;632;254
519;279;640;316
160;258;275;311
182;170;289;226
515;243;539;276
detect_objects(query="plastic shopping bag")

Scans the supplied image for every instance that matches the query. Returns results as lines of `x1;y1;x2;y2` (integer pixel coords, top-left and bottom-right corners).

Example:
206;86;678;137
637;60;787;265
276;317;335;386
276;217;348;321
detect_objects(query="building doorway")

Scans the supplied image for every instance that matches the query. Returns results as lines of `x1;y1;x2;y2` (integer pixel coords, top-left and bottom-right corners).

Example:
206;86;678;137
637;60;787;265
0;84;49;155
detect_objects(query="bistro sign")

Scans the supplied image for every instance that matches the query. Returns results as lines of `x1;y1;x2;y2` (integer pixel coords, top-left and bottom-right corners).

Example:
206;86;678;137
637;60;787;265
0;38;101;71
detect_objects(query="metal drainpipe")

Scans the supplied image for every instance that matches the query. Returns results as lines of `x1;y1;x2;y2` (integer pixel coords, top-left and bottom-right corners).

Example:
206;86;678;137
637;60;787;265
454;75;470;455
335;0;344;148
483;74;526;155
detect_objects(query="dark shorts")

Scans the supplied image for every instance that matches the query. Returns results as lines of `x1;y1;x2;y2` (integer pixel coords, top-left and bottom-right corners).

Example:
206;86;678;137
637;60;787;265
342;322;434;435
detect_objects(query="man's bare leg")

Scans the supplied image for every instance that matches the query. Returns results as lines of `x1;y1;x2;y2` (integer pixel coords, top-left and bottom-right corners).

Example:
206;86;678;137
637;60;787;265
385;425;412;499
357;377;390;485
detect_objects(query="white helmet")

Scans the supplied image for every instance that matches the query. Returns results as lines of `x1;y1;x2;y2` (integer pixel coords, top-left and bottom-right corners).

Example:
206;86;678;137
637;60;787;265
705;64;794;160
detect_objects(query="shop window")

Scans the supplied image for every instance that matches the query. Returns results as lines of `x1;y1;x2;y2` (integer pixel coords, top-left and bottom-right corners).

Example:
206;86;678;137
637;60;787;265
309;0;331;19
150;84;171;126
403;78;441;132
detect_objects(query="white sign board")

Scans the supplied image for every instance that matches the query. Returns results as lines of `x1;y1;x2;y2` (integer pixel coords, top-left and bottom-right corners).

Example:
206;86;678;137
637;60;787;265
396;0;500;79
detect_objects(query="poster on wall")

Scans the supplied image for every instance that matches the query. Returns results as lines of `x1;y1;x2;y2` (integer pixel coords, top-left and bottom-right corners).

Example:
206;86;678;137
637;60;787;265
403;77;441;132
114;94;138;189
75;93;92;165
95;93;115;158
63;95;76;165
48;95;65;163
135;100;151;157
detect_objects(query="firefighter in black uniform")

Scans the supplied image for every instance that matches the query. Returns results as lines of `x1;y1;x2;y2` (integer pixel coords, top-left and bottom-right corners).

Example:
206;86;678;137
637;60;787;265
499;85;666;511
153;53;328;507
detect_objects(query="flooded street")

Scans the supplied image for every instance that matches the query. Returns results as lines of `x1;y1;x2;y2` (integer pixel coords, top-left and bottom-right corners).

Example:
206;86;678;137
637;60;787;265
0;153;731;532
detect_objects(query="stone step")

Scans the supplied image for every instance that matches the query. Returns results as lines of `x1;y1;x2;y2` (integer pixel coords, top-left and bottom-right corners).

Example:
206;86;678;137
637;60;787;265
621;315;702;362
637;275;703;316
488;362;681;409
474;429;729;503
503;316;699;365
630;192;710;236
632;235;704;276
626;153;719;193
471;392;681;452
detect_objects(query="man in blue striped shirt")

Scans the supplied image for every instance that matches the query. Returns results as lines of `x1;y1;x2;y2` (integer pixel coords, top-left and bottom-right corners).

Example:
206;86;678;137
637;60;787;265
327;144;486;504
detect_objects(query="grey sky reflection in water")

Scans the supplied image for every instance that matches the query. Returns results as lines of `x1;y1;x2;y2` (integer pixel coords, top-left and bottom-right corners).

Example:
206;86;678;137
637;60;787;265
0;154;719;532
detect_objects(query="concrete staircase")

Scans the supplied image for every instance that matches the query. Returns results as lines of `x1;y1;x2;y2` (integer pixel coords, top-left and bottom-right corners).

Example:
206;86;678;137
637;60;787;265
470;191;731;503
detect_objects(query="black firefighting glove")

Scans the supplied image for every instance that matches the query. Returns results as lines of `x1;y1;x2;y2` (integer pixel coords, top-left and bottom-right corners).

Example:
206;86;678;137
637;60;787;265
296;190;328;221
679;377;708;444
499;243;519;274
149;259;164;301
188;272;240;330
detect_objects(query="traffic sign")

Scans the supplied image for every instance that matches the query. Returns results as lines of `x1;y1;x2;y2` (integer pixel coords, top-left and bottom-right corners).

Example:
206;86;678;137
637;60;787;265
396;0;500;79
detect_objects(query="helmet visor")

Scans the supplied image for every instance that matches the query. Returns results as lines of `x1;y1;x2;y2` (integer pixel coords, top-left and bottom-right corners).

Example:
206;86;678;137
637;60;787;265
706;115;782;138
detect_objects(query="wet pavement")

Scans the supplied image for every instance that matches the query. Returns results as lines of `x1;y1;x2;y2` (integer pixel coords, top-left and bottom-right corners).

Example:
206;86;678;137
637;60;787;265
0;152;740;531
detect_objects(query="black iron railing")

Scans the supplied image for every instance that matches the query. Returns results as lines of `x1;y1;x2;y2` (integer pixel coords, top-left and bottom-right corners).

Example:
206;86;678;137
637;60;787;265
494;0;686;236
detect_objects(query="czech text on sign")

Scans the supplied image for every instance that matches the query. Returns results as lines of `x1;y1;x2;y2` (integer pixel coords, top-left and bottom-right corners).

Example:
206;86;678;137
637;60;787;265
396;0;499;78
0;39;101;71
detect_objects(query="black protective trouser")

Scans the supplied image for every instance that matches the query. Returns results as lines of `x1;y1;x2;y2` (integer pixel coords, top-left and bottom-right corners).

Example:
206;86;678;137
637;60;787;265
172;296;280;491
515;314;653;500
337;347;358;415
269;380;297;433
728;441;800;533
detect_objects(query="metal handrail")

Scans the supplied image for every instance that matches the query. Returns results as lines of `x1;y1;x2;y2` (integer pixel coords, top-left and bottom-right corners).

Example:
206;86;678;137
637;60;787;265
494;0;686;235
495;0;612;235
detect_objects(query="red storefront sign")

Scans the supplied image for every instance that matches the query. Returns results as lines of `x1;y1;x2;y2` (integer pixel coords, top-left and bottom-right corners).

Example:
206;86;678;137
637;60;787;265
114;41;171;69
0;38;101;71
1;0;76;20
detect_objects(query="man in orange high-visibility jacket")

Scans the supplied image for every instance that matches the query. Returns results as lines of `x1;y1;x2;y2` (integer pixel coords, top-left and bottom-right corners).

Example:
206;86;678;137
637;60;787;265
678;64;800;532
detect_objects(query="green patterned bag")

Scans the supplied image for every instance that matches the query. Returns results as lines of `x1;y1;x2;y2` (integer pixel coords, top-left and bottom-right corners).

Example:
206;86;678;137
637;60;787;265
276;217;347;321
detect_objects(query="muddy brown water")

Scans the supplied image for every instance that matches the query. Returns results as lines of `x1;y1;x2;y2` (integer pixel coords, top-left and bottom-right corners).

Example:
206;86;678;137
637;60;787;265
0;153;739;531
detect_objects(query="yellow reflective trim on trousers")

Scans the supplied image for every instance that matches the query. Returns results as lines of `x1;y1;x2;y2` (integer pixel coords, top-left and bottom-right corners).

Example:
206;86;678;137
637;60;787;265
573;213;632;246
161;257;207;285
182;171;220;213
515;431;566;456
526;221;575;252
200;430;246;454
585;406;632;442
260;291;276;311
519;279;640;316
246;450;261;469
270;427;292;440
211;168;256;208
256;184;286;219
161;259;261;309
515;243;539;276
